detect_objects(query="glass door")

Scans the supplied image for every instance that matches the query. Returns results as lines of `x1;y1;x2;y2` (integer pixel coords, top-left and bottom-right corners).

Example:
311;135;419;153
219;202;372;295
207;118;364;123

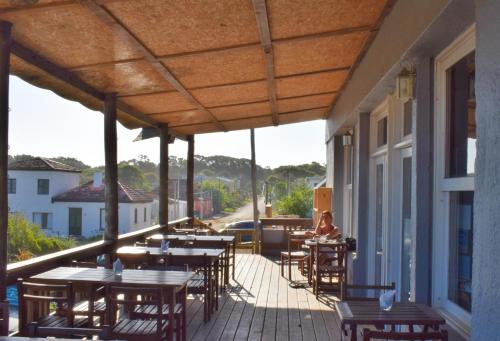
400;147;413;302
374;155;388;285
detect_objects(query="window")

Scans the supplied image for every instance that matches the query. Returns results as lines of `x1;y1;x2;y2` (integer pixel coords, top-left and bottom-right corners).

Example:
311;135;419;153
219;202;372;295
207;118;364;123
7;178;16;194
37;179;49;195
446;51;476;177
144;207;147;222
33;212;53;229
134;208;138;224
448;191;474;312
377;117;388;147
99;208;105;230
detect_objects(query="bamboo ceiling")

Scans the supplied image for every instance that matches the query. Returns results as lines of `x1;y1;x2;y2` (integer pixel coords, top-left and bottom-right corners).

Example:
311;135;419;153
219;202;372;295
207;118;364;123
1;0;392;136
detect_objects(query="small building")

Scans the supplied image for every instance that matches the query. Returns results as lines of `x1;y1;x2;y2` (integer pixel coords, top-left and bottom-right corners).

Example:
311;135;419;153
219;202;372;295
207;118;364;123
7;157;81;231
52;172;153;237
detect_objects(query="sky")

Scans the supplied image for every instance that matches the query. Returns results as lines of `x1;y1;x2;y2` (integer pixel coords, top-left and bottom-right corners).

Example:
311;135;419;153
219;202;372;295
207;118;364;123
8;76;326;169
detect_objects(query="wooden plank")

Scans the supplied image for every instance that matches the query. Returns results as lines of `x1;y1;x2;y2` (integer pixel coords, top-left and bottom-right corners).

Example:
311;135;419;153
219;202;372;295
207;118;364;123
275;256;290;341
218;255;262;341
10;40;158;128
287;269;303;341
189;254;254;341
296;272;316;341
0;20;11;304
79;0;226;132
306;288;331;341
103;93;118;243
158;125;169;226
252;0;278;125
186;135;195;218
261;258;279;341
247;256;274;340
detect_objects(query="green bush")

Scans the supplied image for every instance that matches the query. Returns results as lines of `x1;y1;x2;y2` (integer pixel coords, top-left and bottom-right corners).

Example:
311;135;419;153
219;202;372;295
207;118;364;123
7;213;76;262
276;185;313;218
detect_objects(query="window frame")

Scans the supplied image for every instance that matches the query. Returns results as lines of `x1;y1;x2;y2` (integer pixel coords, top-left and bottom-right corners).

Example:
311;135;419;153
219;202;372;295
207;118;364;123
37;179;50;195
433;25;475;333
7;178;16;194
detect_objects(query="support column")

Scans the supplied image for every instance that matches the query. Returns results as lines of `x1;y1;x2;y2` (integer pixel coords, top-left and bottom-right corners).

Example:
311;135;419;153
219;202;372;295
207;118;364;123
104;93;118;243
159;125;169;226
186;135;195;219
250;129;260;254
412;57;434;304
472;2;500;338
0;21;11;304
333;135;344;225
352;112;369;285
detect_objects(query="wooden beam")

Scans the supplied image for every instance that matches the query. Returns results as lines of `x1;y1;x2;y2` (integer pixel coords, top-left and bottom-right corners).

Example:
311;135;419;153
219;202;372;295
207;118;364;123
79;0;227;132
10;40;158;128
0;21;11;305
159;125;169;226
252;0;279;126
103;93;119;243
250;129;260;254
186;135;195;219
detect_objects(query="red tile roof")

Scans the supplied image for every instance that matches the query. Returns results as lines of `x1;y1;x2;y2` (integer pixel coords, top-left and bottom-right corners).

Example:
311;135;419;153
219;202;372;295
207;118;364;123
52;181;153;203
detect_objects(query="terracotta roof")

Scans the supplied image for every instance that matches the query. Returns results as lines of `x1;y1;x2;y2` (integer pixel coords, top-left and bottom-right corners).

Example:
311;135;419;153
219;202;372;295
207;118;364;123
52;181;153;203
8;157;81;173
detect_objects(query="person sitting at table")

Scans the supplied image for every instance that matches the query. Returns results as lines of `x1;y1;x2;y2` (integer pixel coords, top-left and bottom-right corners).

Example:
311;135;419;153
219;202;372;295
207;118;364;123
304;210;342;266
306;210;341;239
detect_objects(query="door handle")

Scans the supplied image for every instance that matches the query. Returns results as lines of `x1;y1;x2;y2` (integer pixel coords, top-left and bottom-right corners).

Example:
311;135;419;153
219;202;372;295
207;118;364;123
376;250;383;255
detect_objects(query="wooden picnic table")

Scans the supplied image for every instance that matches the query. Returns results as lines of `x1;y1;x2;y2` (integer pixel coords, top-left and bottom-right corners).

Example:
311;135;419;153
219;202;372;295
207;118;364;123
334;301;446;341
31;266;193;341
147;234;236;285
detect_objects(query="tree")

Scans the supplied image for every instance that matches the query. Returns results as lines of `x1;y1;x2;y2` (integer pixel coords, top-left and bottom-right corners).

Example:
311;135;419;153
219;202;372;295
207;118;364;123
52;156;89;170
276;185;313;218
118;163;151;191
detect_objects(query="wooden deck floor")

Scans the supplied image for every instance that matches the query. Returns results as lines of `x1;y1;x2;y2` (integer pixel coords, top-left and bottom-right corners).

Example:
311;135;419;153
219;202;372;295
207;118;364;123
185;254;344;341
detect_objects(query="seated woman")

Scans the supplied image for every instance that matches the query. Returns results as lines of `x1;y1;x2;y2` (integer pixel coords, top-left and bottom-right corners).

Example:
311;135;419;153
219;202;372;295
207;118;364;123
305;210;342;266
306;210;341;239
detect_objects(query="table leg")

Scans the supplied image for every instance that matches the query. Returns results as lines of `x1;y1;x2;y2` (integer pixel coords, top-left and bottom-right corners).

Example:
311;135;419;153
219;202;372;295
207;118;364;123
181;286;187;341
350;324;358;341
167;287;175;341
308;245;314;285
224;244;229;288
232;240;236;280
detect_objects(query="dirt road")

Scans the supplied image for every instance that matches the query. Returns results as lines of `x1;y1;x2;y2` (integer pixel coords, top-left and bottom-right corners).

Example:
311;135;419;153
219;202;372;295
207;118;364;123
205;196;266;231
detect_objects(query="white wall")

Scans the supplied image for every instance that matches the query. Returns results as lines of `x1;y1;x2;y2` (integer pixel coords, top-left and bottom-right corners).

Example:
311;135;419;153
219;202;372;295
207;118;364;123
51;201;153;238
7;170;79;224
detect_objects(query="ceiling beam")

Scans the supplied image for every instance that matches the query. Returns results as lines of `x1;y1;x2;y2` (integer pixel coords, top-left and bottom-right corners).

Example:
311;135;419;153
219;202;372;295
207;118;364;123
10;40;159;128
252;0;279;126
79;0;227;132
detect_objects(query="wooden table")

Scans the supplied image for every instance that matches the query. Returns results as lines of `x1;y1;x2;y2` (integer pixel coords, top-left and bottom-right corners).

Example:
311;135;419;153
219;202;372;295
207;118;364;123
31;266;193;341
334;301;446;341
116;245;224;321
147;234;236;285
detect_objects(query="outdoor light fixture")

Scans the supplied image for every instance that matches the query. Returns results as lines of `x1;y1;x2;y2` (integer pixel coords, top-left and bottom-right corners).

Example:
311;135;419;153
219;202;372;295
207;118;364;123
396;67;416;101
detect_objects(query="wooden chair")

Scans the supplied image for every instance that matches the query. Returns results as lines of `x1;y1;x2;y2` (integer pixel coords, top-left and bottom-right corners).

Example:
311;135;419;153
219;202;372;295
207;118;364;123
103;285;169;341
312;242;347;299
193;239;227;289
280;231;308;280
17;279;92;338
0;300;9;336
69;260;107;325
362;328;448;341
344;282;396;301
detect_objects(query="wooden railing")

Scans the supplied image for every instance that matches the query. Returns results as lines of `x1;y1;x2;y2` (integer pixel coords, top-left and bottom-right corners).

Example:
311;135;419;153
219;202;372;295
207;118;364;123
260;218;313;255
6;217;192;285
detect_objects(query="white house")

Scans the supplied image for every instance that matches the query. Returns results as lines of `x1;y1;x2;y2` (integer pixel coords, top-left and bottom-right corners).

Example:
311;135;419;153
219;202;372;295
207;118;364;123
8;157;154;238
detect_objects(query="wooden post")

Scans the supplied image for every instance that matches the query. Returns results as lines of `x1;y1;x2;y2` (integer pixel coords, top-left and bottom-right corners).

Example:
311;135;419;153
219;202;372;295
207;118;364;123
159;125;169;226
186;135;195;220
104;93;118;243
250;129;260;254
0;21;11;303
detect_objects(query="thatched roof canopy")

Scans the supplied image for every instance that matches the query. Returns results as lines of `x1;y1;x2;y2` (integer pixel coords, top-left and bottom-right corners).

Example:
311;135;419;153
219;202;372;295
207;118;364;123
1;0;392;136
